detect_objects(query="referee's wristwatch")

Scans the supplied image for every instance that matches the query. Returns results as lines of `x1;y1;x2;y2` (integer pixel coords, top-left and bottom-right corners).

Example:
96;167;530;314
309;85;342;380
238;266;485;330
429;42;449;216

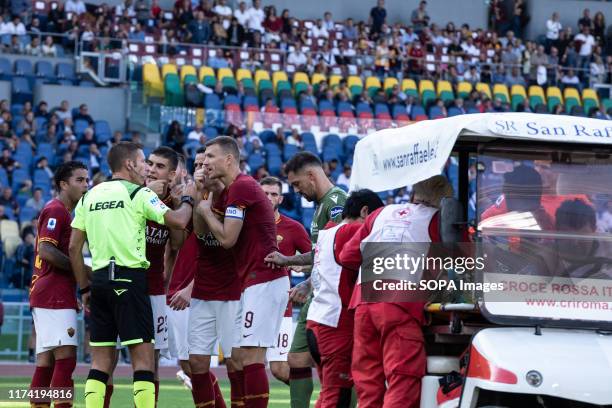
180;195;195;207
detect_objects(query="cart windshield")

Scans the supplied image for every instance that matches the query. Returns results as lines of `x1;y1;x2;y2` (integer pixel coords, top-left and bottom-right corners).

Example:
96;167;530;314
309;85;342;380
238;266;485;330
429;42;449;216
476;144;612;328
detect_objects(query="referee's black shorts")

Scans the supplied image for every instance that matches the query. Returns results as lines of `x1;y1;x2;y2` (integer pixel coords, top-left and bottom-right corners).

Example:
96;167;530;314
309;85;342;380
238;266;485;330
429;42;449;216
89;267;153;347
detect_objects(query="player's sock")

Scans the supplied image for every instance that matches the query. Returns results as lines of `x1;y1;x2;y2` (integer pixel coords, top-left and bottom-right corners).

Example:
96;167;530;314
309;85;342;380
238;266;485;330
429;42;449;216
210;372;226;408
51;356;76;408
289;368;313;408
103;385;114;408
243;363;268;408
191;372;215;407
154;380;159;406
30;365;53;407
85;369;109;408
133;370;155;408
227;370;244;408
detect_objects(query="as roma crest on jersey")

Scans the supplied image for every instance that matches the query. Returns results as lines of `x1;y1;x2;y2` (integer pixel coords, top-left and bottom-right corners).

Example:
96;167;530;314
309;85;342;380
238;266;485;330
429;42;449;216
277;235;284;243
67;327;75;338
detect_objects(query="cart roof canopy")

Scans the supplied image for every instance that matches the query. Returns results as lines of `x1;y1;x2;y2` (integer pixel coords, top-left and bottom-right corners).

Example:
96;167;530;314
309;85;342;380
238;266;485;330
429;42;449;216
349;113;612;192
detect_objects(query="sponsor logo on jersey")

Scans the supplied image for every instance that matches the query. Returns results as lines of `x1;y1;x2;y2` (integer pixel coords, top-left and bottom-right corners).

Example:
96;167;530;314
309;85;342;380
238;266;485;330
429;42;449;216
47;218;57;230
67;327;75;337
330;206;343;219
89;200;125;211
150;196;168;211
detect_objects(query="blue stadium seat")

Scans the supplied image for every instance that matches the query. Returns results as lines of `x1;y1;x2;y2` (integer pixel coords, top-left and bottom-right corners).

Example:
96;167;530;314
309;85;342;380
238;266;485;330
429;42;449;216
448;107;464;117
301;207;315;230
318;100;334;113
11;168;29;191
429;106;444;119
10;104;23;116
301;132;318;154
94;120;112;144
299;98;316;112
77;145;90;157
79;80;95;87
247;153;264;172
0;167;8;188
11;77;32;104
0;57;10;80
322;147;340;162
467;107;480;114
267;156;282;176
343;135;359;157
410;105;426;120
19;206;38;223
36;142;54;161
323;134;342;149
259;130;275;144
242;95;258;109
33;169;51;187
4;205;15;220
204;126;218;139
35;61;54;79
374;103;390;116
283;144;299;161
0;34;11;47
356;102;372;115
336;101;352;114
264;143;282;158
281;98;297;110
204;94;221;109
224;94;240;107
14;59;33;76
58;79;74;86
184;140;201;158
74;119;90;138
56;63;76;81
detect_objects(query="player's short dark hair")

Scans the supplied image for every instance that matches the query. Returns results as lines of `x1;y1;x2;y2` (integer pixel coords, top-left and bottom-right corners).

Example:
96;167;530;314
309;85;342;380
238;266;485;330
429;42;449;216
343;189;384;219
108;141;142;173
284;152;322;174
556;199;596;231
54;160;88;190
205;136;239;160
151;146;179;171
260;176;282;191
196;146;207;155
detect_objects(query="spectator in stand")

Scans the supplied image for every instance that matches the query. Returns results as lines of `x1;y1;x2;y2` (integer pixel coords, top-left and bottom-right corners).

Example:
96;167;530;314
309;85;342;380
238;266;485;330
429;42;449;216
464;65;480;85
323;11;334;31
531;44;549;85
369;0;386;38
575;26;595;74
407;40;425;76
274;127;285;148
36;157;54;179
55;101;72;122
79;128;96;147
88;144;102;174
506;66;526;87
311;19;328;39
288;43;308;69
489;0;506;35
511;0;529;40
592;12;605;45
561;68;580;89
374;38;390;77
213;0;232;30
116;0;136;17
188;123;205;141
501;43;519;74
73;104;94;126
25;188;45;213
281;9;291;34
263;6;282;42
411;0;430;34
40;36;57;57
234;1;249;27
578;8;592;31
208;48;229;68
343;18;358;41
166;120;185;154
336;164;351;188
545;12;562;52
0;187;19;215
227;16;245;46
211;15;228;45
286;128;303;148
25;37;42;56
65;0;86;15
590;55;606;84
188;11;211;44
247;0;265;33
8;35;24;54
151;0;162;19
0;148;18;174
13;229;35;288
128;22;146;41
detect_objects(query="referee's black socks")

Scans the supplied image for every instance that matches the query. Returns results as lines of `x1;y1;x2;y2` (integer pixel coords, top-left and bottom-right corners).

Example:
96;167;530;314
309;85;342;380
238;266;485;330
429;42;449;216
85;369;109;408
133;370;156;408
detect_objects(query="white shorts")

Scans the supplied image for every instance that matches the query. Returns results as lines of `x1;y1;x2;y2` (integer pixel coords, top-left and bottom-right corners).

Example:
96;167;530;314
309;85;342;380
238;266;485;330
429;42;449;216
188;299;240;357
167;305;190;361
266;316;294;362
150;295;168;351
31;308;78;355
236;276;289;348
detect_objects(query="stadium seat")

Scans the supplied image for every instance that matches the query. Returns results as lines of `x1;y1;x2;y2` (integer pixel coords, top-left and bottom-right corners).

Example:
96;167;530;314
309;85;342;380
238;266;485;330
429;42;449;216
436;80;454;102
457;82;473;99
33;169;51;187
283;144;299;161
383;77;399;92
328;74;341;90
582;88;599;115
419;80;436;106
217;67;234;82
143;64;163;101
493;84;510;104
1;220;21;257
293;72;309;86
0;167;8;188
348;75;363;96
11;168;29;191
236;68;252;82
311;73;326;88
94;120;112;144
254;69;271;89
448;107;463;117
11;77;32;104
15;59;33;76
563;87;581;112
392;104;410;121
205;93;222;110
161;64;178;79
56;62;76;81
180;65;197;83
36;143;54;161
528;85;546;110
429;106;444;119
411;105;427;121
475;82;492;99
0;57;11;81
546;86;563;112
510;84;527;111
365;76;381;97
401;79;418;98
164;74;184;106
74;119;89;138
301;207;315;230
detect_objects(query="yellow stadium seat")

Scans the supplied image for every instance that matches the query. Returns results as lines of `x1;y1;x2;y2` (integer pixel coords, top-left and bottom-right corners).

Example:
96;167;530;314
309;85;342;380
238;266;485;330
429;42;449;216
198;66;215;82
143;63;163;101
437;80;452;95
510;84;527;98
582;88;599;104
312;73;327;86
564;87;581;103
272;71;289;91
457;82;472;98
180;65;197;82
547;86;562;99
418;79;435;95
293;72;310;85
161;64;177;79
347;75;363;89
493;83;510;103
365;76;382;90
528;85;545;100
476;82;491;99
236;68;252;82
402;78;417;92
255;69;270;88
217;67;234;82
383;77;399;91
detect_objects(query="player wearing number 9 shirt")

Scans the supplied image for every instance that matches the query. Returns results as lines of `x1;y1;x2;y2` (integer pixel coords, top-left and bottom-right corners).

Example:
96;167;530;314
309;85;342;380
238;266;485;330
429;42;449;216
197;137;289;408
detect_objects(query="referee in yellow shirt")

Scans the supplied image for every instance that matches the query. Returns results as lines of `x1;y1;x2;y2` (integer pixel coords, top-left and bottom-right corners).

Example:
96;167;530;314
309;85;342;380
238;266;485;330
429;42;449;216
69;142;196;408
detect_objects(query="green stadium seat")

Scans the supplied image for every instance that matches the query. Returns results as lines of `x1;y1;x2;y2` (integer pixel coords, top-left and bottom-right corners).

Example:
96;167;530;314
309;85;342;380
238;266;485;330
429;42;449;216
164;74;183;106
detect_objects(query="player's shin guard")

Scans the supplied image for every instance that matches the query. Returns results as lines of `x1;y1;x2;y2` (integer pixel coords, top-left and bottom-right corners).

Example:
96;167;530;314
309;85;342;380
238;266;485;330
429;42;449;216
51;357;76;408
289;368;313;408
191;372;215;407
210;372;226;408
84;369;109;408
30;365;53;407
133;371;156;408
103;385;113;408
243;364;269;408
227;371;244;408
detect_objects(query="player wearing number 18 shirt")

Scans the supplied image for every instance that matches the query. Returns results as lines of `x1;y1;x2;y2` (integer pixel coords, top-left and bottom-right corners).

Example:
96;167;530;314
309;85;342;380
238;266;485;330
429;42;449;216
260;177;312;385
198;137;289;408
29;161;89;408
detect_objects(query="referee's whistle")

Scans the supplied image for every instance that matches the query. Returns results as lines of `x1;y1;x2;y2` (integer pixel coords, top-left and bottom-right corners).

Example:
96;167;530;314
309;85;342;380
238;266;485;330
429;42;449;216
109;257;116;281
